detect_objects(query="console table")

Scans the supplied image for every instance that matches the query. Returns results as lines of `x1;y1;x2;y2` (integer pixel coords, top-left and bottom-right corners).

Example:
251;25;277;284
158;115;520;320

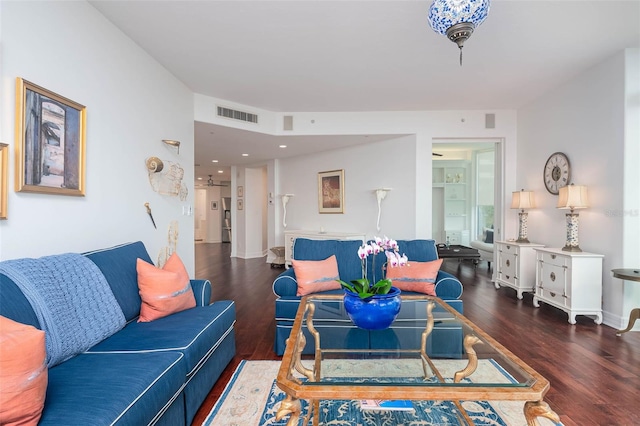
284;230;365;268
612;268;640;336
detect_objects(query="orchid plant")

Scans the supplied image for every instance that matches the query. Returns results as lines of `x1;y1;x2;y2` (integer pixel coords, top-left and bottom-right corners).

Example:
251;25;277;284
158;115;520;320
338;236;408;299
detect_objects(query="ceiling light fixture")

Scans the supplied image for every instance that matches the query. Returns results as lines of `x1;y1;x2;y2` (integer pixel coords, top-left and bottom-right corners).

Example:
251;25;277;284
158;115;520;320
218;170;224;174
242;153;249;157
212;160;218;163
428;0;491;66
279;145;287;148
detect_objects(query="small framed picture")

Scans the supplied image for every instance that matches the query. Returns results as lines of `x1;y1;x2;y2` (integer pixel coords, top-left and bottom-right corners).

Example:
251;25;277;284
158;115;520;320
211;201;218;210
237;186;244;198
318;169;344;214
237;199;244;210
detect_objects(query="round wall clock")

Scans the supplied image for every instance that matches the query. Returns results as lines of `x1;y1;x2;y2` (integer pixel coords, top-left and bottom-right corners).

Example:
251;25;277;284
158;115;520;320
543;152;571;195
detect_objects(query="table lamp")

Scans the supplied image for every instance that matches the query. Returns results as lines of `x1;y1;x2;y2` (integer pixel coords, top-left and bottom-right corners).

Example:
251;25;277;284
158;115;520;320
557;184;588;252
511;189;535;243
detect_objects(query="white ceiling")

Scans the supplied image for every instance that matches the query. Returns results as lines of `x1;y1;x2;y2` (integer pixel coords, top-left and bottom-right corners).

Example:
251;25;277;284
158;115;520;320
89;0;640;182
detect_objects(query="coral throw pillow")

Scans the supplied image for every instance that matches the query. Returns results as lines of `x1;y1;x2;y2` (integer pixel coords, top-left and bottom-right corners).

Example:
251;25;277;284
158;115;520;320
136;253;196;322
0;316;48;426
292;255;341;296
386;259;443;296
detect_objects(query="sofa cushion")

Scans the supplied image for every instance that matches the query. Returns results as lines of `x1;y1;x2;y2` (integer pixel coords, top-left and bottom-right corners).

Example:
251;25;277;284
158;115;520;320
0;316;48;426
38;351;186;426
292;239;363;281
137;254;196;322
87;301;236;376
0;274;40;329
368;239;439;283
386;259;443;296
292;255;341;296
84;241;154;322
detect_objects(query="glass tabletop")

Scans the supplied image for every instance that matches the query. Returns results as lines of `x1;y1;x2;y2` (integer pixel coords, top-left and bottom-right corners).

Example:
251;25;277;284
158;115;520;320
281;294;543;391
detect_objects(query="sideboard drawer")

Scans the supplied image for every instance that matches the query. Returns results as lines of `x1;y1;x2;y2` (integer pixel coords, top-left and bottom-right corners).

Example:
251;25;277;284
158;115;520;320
498;243;518;255
540;251;568;268
497;252;517;286
538;262;566;293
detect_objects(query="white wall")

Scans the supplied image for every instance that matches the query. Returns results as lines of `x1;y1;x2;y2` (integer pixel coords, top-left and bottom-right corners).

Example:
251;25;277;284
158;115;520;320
0;1;196;274
279;135;418;241
623;48;640;325
517;49;639;328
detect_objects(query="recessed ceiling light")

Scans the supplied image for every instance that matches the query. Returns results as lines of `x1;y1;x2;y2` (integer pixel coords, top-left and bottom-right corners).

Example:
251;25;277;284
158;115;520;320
212;160;218;163
242;153;249;157
218;170;224;174
279;145;287;148
197;177;203;180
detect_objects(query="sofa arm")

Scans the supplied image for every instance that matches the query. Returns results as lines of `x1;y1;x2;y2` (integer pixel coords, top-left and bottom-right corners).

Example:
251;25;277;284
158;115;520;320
272;269;298;298
434;271;463;299
190;279;212;306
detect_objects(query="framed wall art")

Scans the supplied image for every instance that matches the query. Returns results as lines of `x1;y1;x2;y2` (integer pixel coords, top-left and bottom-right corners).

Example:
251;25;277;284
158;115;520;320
0;143;8;219
237;199;244;210
237;186;244;198
318;169;344;214
211;201;218;210
15;78;86;196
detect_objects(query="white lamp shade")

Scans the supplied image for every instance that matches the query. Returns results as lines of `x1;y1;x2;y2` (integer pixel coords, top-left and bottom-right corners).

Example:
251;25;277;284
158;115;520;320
511;190;535;210
557;185;588;210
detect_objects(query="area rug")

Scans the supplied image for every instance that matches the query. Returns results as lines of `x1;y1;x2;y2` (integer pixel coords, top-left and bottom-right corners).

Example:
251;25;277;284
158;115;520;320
203;360;561;426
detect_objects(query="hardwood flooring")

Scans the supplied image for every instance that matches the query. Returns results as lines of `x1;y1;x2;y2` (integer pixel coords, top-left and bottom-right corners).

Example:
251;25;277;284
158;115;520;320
192;243;640;425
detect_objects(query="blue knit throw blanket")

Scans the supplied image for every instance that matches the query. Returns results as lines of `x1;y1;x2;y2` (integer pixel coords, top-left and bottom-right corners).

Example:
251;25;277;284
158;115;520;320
0;253;126;367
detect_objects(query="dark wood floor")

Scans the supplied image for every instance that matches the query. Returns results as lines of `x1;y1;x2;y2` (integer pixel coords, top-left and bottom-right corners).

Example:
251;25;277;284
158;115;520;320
192;243;640;425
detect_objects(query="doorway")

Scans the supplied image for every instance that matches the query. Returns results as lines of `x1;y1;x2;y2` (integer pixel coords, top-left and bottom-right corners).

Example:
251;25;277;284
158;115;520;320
432;140;503;246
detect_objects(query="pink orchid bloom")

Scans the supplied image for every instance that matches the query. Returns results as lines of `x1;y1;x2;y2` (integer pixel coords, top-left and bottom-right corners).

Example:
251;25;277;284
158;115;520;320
385;251;399;267
370;242;381;255
357;246;368;260
399;253;408;266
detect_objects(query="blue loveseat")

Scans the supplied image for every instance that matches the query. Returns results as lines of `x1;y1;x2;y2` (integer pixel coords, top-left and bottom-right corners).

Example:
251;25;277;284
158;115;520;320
272;238;464;356
0;241;235;426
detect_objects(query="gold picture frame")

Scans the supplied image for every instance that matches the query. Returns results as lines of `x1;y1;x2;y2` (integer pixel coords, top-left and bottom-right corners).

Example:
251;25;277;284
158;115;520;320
0;143;8;219
15;78;86;196
318;169;344;214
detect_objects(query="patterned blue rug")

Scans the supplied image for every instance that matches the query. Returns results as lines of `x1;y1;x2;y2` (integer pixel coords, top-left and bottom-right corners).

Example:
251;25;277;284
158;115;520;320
204;360;562;426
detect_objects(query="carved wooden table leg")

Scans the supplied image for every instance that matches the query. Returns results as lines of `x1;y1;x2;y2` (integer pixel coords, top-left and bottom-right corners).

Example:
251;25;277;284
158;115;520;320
524;400;560;426
276;393;302;426
454;334;483;383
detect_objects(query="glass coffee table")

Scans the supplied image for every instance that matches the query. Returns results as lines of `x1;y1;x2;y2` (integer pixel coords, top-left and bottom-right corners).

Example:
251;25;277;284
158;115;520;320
276;294;560;426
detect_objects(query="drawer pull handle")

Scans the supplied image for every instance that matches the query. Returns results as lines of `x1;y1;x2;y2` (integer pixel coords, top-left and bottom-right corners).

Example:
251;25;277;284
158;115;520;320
506;245;511;249
550;272;556;282
505;275;510;279
506;259;510;267
550;292;556;297
551;254;556;259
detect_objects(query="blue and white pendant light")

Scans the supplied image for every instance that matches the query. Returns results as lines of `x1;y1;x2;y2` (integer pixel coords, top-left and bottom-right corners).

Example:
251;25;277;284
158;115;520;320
428;0;491;65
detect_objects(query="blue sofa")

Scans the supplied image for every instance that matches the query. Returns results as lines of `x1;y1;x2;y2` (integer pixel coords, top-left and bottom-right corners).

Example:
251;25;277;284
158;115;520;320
272;238;464;356
0;241;235;426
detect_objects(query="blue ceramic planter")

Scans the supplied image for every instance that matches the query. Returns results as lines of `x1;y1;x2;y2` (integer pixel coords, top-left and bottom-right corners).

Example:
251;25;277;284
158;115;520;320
343;286;402;330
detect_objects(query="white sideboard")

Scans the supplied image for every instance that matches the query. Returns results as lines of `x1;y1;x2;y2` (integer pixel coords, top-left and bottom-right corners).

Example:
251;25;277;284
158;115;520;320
284;230;366;268
494;241;545;299
533;247;604;325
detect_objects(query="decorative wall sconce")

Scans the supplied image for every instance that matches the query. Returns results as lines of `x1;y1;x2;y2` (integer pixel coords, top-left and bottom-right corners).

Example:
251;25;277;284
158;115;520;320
510;189;535;243
374;188;392;232
162;139;181;155
557;184;589;252
281;194;294;228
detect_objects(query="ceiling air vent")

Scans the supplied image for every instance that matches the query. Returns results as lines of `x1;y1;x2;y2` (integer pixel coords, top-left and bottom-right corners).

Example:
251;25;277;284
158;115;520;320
217;106;258;124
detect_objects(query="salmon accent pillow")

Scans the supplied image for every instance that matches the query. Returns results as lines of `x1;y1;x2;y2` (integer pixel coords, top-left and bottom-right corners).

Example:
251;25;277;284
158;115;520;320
136;253;196;322
0;316;48;426
292;255;341;296
385;259;443;296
